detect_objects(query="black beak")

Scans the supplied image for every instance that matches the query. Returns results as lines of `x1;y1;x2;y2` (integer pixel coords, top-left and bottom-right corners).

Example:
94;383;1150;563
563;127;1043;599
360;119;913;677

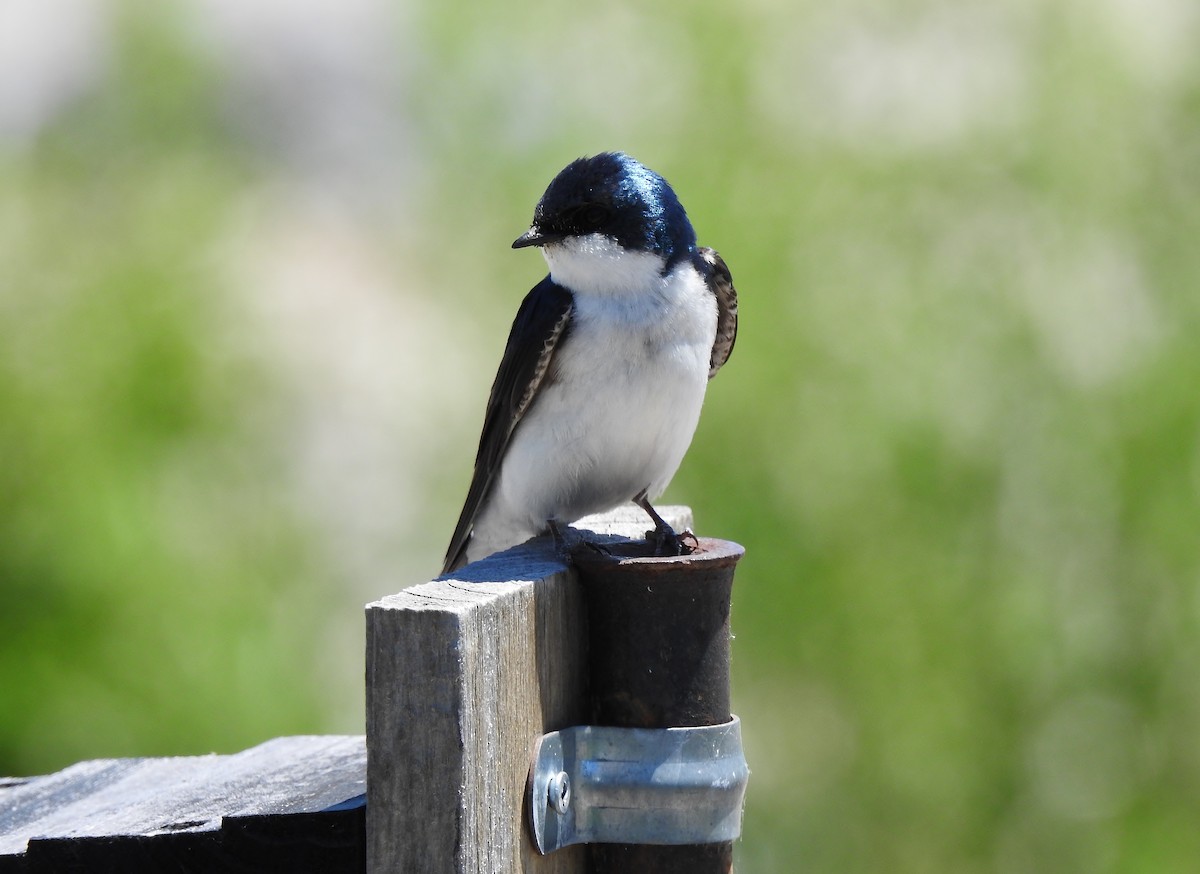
512;226;553;249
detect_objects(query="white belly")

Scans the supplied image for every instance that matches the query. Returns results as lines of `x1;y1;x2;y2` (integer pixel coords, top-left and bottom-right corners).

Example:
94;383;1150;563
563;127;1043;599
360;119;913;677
469;256;717;562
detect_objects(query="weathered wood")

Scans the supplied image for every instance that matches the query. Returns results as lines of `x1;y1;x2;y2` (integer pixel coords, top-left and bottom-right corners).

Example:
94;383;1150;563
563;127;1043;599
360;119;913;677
0;735;365;873
365;507;692;874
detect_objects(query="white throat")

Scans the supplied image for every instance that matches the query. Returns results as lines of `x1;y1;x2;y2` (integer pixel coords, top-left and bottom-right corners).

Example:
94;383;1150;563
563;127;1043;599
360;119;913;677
542;234;667;297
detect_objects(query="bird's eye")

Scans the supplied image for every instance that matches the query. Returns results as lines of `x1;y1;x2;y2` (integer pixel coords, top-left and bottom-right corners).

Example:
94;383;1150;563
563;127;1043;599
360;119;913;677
574;204;610;230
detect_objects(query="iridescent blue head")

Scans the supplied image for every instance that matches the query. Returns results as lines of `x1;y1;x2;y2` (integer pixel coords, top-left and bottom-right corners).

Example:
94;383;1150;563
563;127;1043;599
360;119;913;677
513;152;697;269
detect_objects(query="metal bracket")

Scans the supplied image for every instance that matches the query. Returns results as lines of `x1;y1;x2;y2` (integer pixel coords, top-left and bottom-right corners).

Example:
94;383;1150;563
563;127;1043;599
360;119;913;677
527;715;748;854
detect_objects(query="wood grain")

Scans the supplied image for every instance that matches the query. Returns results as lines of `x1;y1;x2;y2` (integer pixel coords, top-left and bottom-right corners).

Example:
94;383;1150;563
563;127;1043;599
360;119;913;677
365;507;692;874
0;735;365;872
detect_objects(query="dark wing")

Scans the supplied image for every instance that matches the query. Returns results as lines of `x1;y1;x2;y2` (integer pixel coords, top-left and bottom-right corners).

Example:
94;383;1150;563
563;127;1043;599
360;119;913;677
443;277;574;574
697;247;738;378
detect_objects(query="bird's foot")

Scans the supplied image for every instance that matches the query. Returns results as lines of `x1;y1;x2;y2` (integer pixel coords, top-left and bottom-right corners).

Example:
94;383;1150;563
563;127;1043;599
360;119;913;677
548;519;611;562
634;492;699;558
644;524;699;557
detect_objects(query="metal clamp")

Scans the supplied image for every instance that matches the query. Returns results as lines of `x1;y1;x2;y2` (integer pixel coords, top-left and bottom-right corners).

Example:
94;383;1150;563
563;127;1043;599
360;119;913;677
527;715;748;854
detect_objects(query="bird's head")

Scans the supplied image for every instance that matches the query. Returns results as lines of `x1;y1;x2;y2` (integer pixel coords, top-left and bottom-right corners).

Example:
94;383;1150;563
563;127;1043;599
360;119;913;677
513;153;696;291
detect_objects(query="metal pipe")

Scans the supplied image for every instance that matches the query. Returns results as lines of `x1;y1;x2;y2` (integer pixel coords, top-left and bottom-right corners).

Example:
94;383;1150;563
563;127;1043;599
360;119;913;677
574;537;745;874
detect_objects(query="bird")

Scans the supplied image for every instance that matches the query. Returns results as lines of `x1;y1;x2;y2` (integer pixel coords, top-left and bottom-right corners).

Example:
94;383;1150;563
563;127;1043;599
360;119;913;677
442;152;737;574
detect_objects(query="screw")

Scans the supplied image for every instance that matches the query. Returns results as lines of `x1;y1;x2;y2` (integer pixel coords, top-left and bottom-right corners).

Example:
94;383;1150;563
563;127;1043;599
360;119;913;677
547;771;570;814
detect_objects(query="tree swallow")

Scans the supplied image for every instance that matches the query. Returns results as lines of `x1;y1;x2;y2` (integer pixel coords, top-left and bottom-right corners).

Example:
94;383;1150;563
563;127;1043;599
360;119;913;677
443;152;738;574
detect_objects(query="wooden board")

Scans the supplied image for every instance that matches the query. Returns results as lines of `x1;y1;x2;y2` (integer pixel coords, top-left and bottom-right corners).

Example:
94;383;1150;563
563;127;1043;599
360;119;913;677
365;507;693;874
0;735;365;873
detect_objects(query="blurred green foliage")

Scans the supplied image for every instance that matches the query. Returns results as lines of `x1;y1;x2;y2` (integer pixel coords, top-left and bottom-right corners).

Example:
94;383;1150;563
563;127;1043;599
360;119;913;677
0;9;334;771
3;1;1200;871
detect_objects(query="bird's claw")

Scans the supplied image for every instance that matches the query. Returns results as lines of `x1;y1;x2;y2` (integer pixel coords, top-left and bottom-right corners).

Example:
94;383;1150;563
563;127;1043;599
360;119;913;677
644;525;699;557
549;520;613;562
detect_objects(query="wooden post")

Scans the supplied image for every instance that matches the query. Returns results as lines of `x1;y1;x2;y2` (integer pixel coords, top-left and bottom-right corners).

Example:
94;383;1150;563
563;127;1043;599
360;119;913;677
365;507;693;874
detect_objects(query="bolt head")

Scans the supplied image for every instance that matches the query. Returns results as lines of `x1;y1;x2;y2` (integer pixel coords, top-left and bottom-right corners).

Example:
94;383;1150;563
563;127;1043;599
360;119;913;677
547;771;570;814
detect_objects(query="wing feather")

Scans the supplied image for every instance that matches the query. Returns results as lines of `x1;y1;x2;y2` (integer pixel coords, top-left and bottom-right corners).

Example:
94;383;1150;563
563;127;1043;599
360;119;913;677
443;277;574;573
698;247;738;378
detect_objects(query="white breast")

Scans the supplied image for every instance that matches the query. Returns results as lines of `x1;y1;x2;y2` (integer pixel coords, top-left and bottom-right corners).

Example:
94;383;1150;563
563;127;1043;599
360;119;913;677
467;236;717;562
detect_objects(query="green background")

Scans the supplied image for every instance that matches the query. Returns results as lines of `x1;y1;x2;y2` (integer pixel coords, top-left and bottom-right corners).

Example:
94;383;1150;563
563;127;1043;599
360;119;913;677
3;0;1199;870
